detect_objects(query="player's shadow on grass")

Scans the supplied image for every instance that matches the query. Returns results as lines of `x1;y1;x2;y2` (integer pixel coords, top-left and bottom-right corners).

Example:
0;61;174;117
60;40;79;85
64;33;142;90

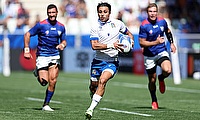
20;107;61;111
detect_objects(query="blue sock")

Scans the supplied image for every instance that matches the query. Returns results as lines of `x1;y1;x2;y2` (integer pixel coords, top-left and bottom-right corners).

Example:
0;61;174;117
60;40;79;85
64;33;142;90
44;89;54;106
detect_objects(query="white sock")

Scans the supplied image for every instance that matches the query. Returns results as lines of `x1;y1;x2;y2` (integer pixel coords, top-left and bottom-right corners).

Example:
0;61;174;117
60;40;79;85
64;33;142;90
88;94;102;110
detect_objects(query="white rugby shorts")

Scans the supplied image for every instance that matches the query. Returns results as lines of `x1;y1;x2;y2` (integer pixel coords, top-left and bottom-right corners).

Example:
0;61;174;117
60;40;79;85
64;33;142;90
144;51;169;70
36;55;60;69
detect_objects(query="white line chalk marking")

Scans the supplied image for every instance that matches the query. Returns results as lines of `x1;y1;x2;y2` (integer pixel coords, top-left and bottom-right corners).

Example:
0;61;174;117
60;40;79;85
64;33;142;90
100;108;153;117
25;97;62;104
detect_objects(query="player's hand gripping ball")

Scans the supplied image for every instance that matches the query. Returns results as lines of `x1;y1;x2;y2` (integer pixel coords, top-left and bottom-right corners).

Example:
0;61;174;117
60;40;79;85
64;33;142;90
118;35;131;53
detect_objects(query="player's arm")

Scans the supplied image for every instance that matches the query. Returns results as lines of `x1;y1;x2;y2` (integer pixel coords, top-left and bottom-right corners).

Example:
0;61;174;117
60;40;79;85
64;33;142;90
139;35;165;47
24;31;33;59
125;30;134;48
165;28;176;53
56;27;67;50
56;40;67;50
90;40;119;50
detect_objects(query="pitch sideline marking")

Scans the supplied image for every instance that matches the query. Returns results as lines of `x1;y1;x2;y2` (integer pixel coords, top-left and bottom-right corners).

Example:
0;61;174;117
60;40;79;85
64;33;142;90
59;77;200;94
100;108;153;117
25;97;62;104
112;82;200;94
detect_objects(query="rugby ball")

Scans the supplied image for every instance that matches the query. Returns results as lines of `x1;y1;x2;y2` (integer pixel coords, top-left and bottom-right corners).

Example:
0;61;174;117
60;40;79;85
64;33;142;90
119;35;131;53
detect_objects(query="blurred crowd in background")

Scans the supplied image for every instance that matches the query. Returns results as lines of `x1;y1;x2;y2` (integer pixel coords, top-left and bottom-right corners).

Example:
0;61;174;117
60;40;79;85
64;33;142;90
0;0;200;34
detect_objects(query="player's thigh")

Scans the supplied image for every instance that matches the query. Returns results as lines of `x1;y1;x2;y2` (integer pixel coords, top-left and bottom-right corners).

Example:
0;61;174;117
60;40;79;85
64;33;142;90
100;71;113;81
38;69;49;81
160;60;172;72
48;65;59;80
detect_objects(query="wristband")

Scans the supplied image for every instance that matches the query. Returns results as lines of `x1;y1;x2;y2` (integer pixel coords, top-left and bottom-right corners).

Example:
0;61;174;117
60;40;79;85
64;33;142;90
166;32;174;44
61;43;65;48
130;39;134;49
107;43;114;49
24;47;30;53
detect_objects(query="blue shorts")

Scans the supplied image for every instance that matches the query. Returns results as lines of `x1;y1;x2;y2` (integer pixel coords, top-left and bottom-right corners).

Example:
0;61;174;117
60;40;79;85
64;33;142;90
90;59;119;81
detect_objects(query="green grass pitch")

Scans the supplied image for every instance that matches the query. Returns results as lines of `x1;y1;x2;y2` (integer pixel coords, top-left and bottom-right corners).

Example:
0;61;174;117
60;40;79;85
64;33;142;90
0;71;200;120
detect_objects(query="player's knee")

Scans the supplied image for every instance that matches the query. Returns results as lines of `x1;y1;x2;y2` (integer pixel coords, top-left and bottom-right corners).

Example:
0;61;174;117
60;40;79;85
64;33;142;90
163;67;172;75
99;78;107;87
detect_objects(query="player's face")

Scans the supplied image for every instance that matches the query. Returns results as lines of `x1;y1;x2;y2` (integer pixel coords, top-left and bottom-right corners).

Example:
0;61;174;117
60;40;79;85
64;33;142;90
147;7;158;21
47;8;58;22
98;6;110;22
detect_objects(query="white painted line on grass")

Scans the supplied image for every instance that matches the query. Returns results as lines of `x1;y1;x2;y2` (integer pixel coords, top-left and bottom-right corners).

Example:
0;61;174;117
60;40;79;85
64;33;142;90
112;82;200;94
100;108;153;117
59;77;200;94
0;111;12;114
25;97;62;104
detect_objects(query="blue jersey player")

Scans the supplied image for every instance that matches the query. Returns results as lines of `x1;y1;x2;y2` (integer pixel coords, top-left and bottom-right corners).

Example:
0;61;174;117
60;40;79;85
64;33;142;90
85;2;134;119
139;3;176;110
24;4;67;111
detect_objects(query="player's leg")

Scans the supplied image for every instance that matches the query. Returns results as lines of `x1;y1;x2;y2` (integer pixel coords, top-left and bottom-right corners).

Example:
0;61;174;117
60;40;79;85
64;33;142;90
144;56;158;109
89;79;98;98
37;68;48;86
146;67;158;110
157;56;172;94
42;63;59;111
95;71;112;96
85;61;118;119
86;71;112;119
158;59;172;79
34;56;49;86
88;59;101;98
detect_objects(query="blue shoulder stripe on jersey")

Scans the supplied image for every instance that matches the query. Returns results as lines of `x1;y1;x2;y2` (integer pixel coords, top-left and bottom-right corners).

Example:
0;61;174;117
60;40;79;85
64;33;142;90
122;28;128;34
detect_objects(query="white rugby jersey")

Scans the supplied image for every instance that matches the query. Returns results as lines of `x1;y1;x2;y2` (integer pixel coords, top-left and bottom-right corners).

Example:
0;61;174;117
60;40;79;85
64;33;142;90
90;18;128;61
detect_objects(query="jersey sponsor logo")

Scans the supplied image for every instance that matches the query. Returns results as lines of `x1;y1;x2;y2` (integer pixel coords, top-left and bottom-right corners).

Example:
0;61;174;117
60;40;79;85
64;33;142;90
51;27;56;30
153;25;158;28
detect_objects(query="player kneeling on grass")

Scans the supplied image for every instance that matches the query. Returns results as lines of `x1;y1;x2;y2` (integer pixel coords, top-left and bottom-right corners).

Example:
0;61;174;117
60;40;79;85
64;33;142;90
85;2;134;120
24;4;67;111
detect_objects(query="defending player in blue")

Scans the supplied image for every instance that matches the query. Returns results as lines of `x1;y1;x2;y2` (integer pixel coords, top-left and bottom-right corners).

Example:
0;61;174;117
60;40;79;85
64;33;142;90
139;3;176;110
23;4;67;111
85;2;134;119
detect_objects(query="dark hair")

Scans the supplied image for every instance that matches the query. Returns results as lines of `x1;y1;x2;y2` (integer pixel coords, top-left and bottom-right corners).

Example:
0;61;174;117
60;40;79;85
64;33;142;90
97;2;111;14
47;4;58;12
146;3;158;12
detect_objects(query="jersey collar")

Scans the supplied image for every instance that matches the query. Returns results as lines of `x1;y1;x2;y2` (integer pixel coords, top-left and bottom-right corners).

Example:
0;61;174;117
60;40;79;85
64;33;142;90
98;19;111;25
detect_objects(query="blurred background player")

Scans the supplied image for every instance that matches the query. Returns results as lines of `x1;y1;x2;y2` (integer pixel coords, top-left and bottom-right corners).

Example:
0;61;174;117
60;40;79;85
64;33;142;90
85;2;134;119
139;3;176;110
23;4;67;111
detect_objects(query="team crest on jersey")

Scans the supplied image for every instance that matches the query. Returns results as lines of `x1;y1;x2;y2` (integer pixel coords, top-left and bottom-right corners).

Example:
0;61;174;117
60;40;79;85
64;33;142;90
160;26;164;31
111;23;115;28
99;26;102;31
45;30;49;35
58;31;61;35
149;30;153;34
92;69;97;75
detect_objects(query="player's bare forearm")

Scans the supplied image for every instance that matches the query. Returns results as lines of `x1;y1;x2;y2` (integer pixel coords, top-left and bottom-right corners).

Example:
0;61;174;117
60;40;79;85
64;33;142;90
170;43;176;53
126;30;134;40
139;36;164;47
24;32;31;48
90;40;107;50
